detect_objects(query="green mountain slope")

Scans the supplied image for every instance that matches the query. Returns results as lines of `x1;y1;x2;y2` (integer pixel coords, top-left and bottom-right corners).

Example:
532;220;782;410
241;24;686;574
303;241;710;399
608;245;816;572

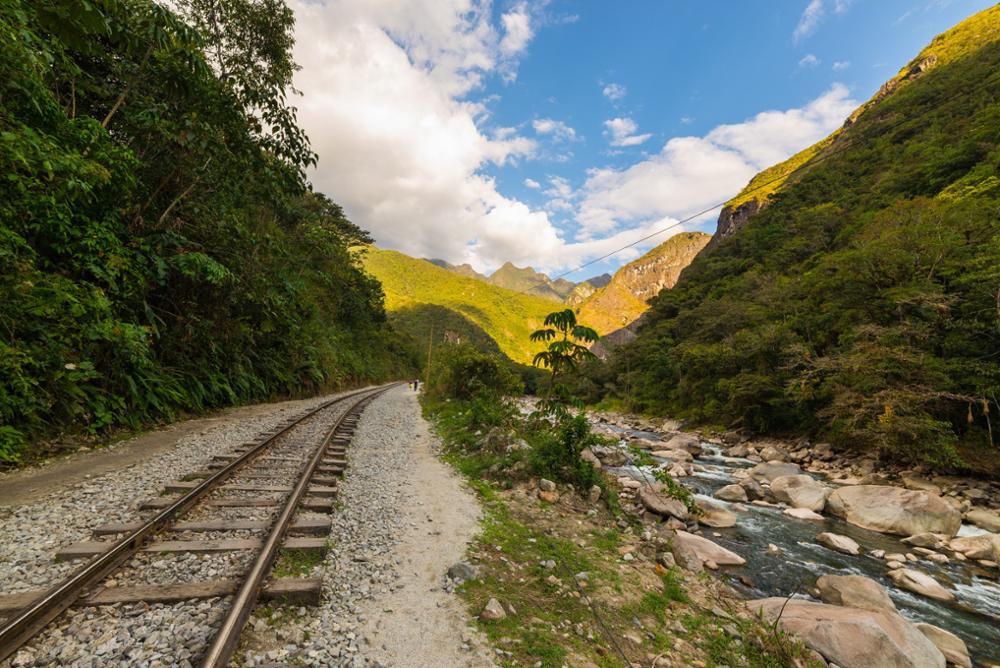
577;232;711;335
487;262;575;301
617;5;1000;470
363;248;554;364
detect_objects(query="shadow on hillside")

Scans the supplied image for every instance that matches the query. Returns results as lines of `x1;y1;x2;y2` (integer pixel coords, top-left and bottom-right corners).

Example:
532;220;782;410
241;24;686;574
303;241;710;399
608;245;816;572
390;304;503;362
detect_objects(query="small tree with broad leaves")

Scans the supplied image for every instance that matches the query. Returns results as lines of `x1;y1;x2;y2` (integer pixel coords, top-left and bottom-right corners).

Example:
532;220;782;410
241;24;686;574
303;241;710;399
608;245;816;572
530;309;599;408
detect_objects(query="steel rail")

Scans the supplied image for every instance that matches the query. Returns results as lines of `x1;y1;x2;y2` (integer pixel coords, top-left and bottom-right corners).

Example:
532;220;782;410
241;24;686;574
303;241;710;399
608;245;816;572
0;384;387;662
199;384;392;667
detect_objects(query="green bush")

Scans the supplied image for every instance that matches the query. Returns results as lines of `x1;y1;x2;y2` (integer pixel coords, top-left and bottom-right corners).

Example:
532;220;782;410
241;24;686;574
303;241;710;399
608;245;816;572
427;343;523;402
527;413;604;491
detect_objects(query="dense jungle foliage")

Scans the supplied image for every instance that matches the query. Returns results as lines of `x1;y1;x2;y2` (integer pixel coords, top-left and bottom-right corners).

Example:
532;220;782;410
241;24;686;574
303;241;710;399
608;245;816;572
611;8;1000;469
0;0;413;463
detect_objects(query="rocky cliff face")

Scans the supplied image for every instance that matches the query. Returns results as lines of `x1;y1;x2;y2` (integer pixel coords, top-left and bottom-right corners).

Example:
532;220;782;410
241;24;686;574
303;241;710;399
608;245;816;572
565;273;612;307
577;232;711;335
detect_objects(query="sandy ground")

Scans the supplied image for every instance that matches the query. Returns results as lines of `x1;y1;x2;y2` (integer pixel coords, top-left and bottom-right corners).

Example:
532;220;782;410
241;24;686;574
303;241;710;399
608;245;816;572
355;389;496;668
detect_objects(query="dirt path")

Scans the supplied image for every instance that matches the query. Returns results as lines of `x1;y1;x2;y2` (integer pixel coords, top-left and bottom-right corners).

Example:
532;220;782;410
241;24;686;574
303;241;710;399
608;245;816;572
354;389;496;668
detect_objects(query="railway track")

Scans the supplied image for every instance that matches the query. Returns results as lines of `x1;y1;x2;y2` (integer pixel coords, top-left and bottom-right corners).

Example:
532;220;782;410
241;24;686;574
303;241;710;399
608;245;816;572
0;383;397;666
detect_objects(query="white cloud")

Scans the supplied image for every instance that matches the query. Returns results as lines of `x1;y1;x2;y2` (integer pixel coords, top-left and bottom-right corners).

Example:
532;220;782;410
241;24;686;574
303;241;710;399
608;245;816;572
832;60;850;71
603;117;653;147
533;118;578;142
576;85;856;239
798;53;821;68
680;116;694;124
499;4;532;57
602;83;627;101
523;178;541;189
289;0;856;274
793;0;824;42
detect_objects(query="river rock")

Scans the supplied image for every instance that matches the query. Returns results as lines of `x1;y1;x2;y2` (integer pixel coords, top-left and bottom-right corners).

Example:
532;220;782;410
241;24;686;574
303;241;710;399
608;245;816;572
784;507;825;520
770;474;830;512
902;533;949;550
748;598;945;668
948;532;1000;560
901;473;943;495
539;478;556;492
590;445;626;467
826;486;962;537
966;508;1000;533
817;532;861;555
694;499;737;528
886;568;955;602
748;461;802;483
714;484;748;503
662;434;700;452
650;448;693;463
728;444;749;457
816;574;897;613
671;530;745;565
739;476;765;500
758;445;788;462
638;485;688;520
631;437;659;450
915;623;971;668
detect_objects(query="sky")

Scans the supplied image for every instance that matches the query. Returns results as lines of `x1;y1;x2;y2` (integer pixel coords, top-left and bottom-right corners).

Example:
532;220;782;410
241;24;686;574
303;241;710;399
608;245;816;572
289;0;995;280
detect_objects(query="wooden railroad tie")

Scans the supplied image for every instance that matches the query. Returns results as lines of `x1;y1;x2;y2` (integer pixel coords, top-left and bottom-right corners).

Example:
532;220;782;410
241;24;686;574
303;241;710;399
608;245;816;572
0;578;322;615
92;517;330;537
139;496;334;511
56;536;327;562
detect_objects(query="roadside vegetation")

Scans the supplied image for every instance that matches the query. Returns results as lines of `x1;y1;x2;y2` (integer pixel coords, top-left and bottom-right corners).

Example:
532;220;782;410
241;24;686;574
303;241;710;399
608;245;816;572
421;310;815;667
0;0;414;464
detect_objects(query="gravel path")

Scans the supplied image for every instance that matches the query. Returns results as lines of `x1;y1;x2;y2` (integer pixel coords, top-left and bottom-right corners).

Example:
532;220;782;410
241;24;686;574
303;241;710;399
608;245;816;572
240;385;496;668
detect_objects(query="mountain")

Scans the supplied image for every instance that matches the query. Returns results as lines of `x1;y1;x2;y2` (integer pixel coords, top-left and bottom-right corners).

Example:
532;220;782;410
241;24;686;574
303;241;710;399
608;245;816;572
424;258;487;281
616;6;1000;470
576;232;711;334
565;273;612;307
363;248;555;365
487;262;575;301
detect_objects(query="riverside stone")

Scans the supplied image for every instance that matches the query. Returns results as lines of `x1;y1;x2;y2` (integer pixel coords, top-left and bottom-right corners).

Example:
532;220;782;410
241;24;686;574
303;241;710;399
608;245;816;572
693;499;737;528
748;461;802;482
817;532;861;555
826;486;962;537
671;530;745;566
638;485;689;520
748;598;945;668
816;574;896;613
949;533;1000;561
915;623;971;668
714;484;747;503
965;508;1000;533
886;568;955;602
770;474;830;512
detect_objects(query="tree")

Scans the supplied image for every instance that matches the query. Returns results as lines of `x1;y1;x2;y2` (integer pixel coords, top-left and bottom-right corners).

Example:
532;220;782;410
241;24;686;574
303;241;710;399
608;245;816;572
530;309;599;405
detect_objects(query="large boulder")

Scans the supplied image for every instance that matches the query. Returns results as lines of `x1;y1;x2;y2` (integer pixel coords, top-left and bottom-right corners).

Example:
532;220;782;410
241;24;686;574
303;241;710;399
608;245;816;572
886;568;955;602
770;474;830;512
914;623;971;668
948;532;1000;561
965;508;1000;533
671;530;745;566
748;461;802;483
714;484;748;503
826;486;962;537
650;448;693;463
816;574;897;613
662;434;700;452
694;499;737;528
817;532;861;555
638;485;688;520
748;598;945;668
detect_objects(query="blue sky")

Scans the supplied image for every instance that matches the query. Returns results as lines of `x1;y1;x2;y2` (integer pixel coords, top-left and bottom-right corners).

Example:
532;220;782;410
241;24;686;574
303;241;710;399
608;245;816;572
290;0;994;281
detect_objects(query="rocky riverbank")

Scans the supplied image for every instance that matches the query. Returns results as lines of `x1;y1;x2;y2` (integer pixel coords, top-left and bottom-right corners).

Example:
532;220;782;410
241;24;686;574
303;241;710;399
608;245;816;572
581;409;1000;668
